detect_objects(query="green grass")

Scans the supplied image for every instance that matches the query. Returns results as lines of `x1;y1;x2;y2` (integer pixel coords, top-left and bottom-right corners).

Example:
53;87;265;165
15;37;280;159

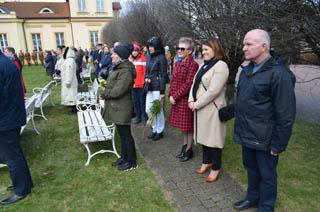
0;66;173;212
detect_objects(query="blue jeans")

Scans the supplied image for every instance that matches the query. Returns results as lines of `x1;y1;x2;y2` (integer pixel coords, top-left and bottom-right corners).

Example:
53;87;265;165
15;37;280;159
0;128;33;196
132;88;148;123
242;146;279;212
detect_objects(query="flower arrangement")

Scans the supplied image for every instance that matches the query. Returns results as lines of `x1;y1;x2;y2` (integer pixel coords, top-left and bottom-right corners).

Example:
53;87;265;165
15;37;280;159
143;99;162;137
98;77;107;91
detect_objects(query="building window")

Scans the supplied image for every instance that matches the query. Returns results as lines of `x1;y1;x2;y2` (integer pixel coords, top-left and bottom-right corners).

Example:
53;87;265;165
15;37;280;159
96;0;104;12
32;33;42;51
90;31;99;47
39;8;54;14
0;34;8;52
78;0;86;12
55;33;65;47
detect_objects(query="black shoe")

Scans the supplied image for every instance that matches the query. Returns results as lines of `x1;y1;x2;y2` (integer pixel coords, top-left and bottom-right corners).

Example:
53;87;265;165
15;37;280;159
6;186;14;191
152;132;163;141
133;119;141;125
112;158;125;167
179;148;193;162
0;194;27;205
118;162;138;171
147;132;157;139
233;199;258;210
176;144;187;158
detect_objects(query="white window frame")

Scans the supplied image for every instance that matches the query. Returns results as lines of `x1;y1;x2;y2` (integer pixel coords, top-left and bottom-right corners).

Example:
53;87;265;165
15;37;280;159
78;0;86;12
55;33;65;47
39;8;54;14
90;31;99;47
96;0;104;12
32;33;42;52
0;33;8;52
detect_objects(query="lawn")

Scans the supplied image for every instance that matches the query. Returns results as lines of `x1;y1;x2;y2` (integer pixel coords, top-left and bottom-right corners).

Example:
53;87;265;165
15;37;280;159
0;66;173;212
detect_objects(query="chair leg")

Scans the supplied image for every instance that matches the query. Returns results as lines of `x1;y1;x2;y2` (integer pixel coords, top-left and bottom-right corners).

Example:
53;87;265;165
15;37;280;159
40;104;48;120
31;111;40;135
84;143;92;166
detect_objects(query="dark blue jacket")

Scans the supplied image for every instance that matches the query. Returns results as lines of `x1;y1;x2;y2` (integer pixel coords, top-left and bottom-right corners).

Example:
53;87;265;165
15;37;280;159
100;53;112;69
0;52;26;131
234;55;296;153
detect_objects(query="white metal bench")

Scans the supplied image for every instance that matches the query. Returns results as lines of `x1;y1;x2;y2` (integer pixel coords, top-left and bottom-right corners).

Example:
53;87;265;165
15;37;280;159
53;73;61;85
80;64;92;82
21;96;40;135
0;163;7;168
32;81;55;120
77;103;119;166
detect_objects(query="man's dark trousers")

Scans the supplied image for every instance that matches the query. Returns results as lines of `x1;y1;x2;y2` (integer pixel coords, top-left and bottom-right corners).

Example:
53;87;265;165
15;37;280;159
242;146;279;212
132;88;148;123
0;128;33;196
94;64;100;79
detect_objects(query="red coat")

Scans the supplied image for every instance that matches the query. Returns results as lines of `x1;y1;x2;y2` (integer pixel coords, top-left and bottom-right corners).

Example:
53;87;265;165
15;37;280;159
129;53;147;88
168;55;199;131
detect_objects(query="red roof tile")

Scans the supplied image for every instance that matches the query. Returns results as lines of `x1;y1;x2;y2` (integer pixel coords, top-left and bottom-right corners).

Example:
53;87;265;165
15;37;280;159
0;2;70;19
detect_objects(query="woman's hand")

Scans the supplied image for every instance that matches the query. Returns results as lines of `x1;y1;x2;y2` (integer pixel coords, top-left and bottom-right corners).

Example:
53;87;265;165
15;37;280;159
169;96;176;104
188;102;195;111
160;94;165;99
99;95;104;100
145;78;151;83
66;84;71;88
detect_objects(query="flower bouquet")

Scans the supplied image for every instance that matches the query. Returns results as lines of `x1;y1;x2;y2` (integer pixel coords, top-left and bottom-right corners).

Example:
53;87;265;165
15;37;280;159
143;99;162;138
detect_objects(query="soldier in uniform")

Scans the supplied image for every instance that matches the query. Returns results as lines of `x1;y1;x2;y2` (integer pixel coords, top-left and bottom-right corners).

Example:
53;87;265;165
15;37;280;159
31;50;38;65
18;50;25;66
38;50;44;65
25;51;31;66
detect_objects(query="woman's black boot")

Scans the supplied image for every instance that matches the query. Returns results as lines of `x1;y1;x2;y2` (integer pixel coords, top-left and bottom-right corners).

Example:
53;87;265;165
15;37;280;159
176;144;187;158
179;148;193;162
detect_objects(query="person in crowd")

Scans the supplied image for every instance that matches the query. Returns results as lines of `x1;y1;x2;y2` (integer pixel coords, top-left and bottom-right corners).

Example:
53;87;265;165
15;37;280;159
18;50;24;66
165;46;172;75
93;44;103;79
0;50;34;205
55;45;65;76
51;50;57;65
188;39;229;183
85;48;89;64
99;44;112;76
75;48;83;84
61;47;78;114
232;29;296;211
4;47;26;98
168;37;199;162
145;37;168;141
31;50;38;66
25;51;31;66
113;41;121;48
44;50;55;80
38;50;44;66
129;41;148;125
100;42;138;171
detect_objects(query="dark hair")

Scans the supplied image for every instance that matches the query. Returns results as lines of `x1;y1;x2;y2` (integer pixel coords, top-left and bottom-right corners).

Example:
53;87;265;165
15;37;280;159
202;39;227;61
5;47;15;54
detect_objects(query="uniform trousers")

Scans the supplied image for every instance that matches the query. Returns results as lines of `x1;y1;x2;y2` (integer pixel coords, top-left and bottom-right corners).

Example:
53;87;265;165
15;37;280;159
0;128;33;196
242;146;279;212
146;91;165;133
116;125;137;164
202;145;222;170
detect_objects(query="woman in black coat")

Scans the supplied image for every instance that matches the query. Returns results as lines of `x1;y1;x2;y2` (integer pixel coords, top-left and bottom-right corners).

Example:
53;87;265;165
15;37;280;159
44;50;55;80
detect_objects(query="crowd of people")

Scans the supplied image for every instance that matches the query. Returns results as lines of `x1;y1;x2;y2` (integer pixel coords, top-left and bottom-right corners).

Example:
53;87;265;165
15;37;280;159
0;29;297;212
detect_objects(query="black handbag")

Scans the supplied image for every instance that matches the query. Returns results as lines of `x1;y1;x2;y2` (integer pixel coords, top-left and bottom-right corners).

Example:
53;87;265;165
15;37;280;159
201;81;235;122
143;58;158;94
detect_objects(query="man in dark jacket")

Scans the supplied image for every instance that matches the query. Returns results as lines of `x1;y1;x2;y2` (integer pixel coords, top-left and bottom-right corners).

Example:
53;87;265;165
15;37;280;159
233;29;296;211
93;44;103;79
0;51;33;205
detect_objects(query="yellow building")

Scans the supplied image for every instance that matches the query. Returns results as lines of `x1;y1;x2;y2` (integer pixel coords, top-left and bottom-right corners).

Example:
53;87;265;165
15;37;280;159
0;0;121;53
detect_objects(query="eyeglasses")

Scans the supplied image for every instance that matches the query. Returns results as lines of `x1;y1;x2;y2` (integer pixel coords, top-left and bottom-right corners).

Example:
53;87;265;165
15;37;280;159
176;47;189;52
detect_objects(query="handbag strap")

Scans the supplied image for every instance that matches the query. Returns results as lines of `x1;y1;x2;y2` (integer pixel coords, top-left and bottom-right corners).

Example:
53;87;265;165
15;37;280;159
201;81;218;109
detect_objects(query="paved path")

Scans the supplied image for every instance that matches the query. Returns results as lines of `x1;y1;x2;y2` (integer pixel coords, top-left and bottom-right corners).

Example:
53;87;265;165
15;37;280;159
132;124;257;212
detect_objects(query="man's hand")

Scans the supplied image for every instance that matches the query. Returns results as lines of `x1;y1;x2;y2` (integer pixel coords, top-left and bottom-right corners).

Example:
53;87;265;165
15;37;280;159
169;96;176;104
270;150;279;156
188;102;195;111
160;94;165;99
66;84;71;88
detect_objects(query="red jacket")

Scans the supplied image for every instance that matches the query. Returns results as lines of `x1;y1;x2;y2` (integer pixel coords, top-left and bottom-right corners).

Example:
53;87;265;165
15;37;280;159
129;53;147;88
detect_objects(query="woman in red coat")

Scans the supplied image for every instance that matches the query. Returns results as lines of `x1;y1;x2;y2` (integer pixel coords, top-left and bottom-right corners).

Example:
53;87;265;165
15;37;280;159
168;37;199;162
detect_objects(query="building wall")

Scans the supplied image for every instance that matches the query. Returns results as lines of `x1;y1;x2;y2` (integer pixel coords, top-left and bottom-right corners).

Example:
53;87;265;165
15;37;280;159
69;0;113;18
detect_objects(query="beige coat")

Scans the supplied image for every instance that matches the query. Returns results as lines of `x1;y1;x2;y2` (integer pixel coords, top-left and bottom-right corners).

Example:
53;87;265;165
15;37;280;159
188;61;229;148
61;48;78;106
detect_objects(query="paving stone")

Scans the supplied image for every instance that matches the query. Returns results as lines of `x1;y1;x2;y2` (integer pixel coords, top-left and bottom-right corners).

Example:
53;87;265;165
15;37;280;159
202;199;216;208
192;205;208;212
182;189;194;197
211;194;224;202
175;196;188;206
177;182;189;191
207;207;222;212
186;195;202;206
197;192;211;201
216;199;230;209
221;207;237;212
179;204;195;212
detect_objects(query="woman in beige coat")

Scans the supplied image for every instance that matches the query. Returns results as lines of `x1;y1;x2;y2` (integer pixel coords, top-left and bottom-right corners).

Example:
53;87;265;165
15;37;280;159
188;39;229;183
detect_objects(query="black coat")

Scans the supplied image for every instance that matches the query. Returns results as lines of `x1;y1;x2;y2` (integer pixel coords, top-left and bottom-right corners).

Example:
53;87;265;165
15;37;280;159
234;55;296;153
145;54;168;94
45;54;55;76
0;52;26;131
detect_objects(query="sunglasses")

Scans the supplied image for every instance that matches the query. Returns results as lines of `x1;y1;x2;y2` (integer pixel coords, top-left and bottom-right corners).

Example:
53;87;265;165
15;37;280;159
176;47;189;52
